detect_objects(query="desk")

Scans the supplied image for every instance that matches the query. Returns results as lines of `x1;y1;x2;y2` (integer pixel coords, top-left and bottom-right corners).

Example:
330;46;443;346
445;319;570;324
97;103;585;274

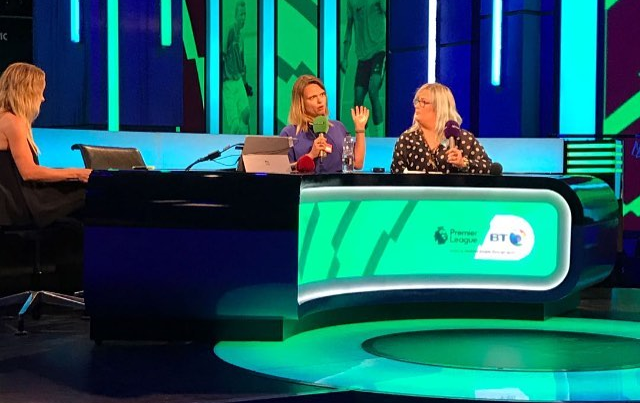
83;171;618;342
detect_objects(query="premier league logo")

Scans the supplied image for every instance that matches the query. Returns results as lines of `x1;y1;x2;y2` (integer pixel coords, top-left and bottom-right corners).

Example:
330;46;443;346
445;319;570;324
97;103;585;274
434;226;448;245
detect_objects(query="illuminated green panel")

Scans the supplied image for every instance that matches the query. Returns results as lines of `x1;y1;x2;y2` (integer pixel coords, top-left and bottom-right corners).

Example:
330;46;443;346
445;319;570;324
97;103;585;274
298;187;571;303
276;0;318;133
603;91;640;135
220;0;258;134
606;0;621;10
624;197;640;218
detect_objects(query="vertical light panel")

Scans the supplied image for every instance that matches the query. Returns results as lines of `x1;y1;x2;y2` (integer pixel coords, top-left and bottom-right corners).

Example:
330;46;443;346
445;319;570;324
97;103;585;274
70;0;80;43
207;0;220;133
261;0;275;135
183;0;205;108
491;0;502;86
160;0;172;47
427;0;437;83
107;0;119;131
321;0;337;119
559;1;597;135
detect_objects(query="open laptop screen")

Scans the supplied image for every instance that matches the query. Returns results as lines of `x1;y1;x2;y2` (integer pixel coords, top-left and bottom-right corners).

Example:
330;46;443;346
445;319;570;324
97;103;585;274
237;136;293;174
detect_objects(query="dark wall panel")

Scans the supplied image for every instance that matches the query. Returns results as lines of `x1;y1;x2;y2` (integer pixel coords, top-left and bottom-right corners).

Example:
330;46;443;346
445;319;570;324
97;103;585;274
119;1;182;129
387;0;428;138
0;1;33;74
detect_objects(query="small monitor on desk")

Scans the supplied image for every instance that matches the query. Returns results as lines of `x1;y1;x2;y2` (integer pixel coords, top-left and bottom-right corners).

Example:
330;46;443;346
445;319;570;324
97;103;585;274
237;136;293;174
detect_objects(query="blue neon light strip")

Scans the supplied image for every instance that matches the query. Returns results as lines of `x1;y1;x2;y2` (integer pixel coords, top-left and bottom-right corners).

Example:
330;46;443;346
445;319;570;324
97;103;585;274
321;0;337;120
207;0;220;133
261;0;275;135
70;0;80;43
107;0;119;131
490;0;502;86
160;0;172;47
559;1;597;135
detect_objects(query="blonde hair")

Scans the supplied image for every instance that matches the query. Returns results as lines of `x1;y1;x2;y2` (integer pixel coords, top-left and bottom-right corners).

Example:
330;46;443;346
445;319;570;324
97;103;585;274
287;74;329;134
407;82;462;141
0;62;45;154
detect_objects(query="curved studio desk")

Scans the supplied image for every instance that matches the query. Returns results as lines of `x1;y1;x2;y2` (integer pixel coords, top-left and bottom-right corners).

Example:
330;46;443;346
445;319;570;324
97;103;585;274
83;171;618;342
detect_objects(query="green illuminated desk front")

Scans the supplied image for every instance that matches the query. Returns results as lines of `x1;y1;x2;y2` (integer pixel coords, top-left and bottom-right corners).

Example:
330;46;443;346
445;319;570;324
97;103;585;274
83;172;619;341
297;174;618;316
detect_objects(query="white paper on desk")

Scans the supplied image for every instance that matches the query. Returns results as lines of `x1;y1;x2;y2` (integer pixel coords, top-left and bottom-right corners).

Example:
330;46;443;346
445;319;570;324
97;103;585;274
402;168;442;174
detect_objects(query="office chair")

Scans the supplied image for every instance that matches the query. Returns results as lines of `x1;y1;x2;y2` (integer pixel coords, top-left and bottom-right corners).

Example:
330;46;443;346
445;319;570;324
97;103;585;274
71;144;146;170
0;221;85;334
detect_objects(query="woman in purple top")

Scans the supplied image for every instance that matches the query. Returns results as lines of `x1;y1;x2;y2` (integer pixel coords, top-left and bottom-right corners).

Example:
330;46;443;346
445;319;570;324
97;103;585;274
279;75;369;173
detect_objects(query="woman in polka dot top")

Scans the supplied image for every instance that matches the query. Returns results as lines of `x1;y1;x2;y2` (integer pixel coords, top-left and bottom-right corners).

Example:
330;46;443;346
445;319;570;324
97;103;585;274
390;83;492;174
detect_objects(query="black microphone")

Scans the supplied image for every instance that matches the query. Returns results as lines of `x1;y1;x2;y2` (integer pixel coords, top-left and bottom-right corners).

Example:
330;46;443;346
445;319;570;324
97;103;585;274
489;162;503;175
185;144;234;171
198;144;234;162
444;120;461;149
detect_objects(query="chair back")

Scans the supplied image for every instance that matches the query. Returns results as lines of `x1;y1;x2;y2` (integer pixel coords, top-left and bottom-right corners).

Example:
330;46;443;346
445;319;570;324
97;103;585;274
71;144;145;170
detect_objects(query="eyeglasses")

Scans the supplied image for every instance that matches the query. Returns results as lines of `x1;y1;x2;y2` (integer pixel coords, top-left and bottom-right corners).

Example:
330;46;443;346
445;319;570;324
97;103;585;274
413;98;432;108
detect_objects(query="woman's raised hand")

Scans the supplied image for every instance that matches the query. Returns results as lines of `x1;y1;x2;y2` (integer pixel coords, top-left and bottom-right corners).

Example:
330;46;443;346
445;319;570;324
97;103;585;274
351;106;370;133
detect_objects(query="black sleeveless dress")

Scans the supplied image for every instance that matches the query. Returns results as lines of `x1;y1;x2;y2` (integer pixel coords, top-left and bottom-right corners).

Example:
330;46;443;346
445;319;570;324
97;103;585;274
0;150;86;227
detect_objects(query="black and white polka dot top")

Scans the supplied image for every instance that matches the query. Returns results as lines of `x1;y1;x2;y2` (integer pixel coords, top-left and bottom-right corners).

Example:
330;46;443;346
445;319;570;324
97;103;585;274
390;128;492;174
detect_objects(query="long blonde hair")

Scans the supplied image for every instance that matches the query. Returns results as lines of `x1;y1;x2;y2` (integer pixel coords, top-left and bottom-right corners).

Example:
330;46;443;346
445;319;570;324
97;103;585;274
407;83;462;141
0;62;45;154
287;74;330;134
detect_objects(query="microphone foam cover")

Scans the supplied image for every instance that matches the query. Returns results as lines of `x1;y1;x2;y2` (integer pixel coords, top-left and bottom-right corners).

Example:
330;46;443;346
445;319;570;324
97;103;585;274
444;120;461;139
312;115;329;134
296;154;316;173
490;162;503;175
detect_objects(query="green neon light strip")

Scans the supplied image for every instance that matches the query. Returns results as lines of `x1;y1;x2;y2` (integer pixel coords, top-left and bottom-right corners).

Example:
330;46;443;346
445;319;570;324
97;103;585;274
567;143;617;150
107;0;119;131
70;0;80;43
559;1;597;135
182;0;204;108
603;91;640;135
567;152;622;158
160;0;172;46
605;0;621;10
206;0;220;133
567;168;622;174
566;160;621;166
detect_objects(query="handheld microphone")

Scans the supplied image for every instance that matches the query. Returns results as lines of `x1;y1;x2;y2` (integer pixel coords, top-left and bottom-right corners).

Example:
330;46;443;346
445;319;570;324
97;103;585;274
444;120;461;149
489;162;503;175
295;154;316;173
312;115;329;159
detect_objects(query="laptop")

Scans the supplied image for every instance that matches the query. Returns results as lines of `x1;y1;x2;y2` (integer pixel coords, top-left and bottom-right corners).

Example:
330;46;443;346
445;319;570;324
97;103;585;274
238;136;293;174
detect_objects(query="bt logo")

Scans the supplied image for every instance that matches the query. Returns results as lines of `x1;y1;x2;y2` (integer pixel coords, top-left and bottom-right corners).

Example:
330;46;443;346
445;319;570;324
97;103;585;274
490;230;526;246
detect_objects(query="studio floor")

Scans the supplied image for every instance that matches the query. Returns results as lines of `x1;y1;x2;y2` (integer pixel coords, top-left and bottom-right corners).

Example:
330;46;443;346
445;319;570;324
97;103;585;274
2;287;640;403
